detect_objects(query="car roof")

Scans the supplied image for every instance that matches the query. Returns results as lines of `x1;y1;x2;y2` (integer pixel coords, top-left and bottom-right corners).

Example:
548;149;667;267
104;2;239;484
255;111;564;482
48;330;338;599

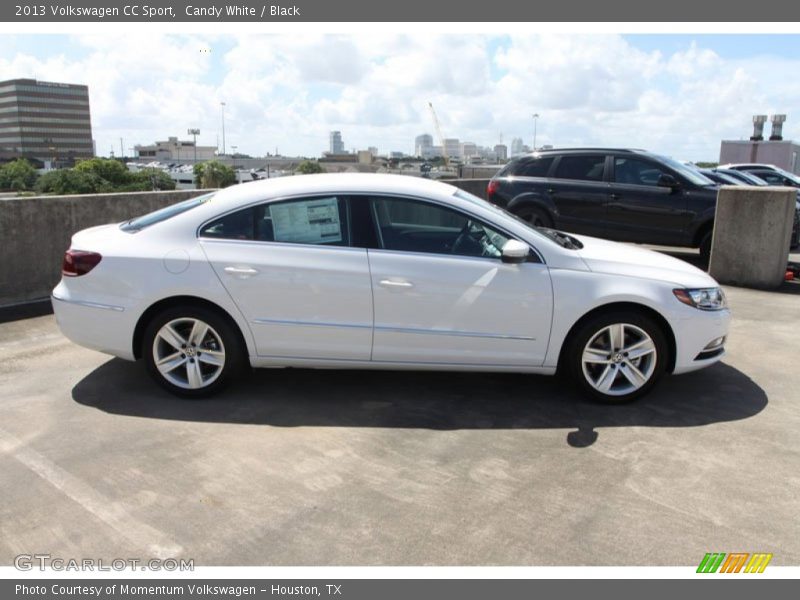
208;173;460;207
718;163;778;169
514;148;648;157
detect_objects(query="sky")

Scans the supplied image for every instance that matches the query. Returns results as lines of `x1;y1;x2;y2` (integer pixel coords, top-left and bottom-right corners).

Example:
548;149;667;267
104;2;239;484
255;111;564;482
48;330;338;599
2;33;800;161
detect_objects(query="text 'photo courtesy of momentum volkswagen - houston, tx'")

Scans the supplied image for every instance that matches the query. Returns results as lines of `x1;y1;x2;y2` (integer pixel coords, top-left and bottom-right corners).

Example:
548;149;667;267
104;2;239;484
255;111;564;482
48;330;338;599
52;174;730;403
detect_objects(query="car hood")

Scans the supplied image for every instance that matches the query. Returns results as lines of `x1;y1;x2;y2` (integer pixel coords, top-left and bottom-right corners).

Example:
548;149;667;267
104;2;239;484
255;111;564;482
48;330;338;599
572;234;718;288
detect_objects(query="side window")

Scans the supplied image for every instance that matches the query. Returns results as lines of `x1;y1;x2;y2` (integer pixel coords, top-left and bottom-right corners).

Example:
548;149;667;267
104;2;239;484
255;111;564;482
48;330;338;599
369;196;511;259
756;172;783;185
259;196;349;246
514;156;555;177
614;157;666;186
200;196;350;246
199;207;256;240
554;155;605;182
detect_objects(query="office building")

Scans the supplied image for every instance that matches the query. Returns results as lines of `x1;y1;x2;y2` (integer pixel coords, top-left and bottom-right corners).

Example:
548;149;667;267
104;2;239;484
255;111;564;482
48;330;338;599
0;78;93;166
329;131;345;154
415;133;434;158
134;136;217;162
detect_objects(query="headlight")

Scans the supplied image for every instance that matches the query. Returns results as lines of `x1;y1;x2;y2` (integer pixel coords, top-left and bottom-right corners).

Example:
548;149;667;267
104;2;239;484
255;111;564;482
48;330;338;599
673;287;727;310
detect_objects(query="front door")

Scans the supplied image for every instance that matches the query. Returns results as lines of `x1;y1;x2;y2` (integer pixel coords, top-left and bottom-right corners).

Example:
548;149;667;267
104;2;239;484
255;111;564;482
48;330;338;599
364;195;553;366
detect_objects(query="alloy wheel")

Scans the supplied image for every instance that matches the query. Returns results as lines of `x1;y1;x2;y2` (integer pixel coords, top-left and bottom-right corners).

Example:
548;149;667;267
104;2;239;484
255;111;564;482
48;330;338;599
580;323;657;397
152;317;226;390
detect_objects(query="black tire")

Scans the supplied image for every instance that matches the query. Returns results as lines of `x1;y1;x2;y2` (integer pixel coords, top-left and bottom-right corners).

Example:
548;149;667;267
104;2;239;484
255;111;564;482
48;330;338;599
699;230;713;263
564;311;669;404
142;305;245;398
516;206;553;229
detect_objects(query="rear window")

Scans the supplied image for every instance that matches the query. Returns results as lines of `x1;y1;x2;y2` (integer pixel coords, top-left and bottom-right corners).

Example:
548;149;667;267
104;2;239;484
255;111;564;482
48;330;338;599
120;192;215;232
510;156;555;177
554;155;606;181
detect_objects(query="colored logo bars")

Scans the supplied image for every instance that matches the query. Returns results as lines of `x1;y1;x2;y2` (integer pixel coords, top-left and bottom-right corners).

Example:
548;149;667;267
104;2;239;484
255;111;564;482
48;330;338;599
697;552;773;573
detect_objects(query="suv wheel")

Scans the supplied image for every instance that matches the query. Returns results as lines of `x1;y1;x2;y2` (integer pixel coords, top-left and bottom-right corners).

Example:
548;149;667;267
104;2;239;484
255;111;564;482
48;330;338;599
517;206;553;228
699;231;712;262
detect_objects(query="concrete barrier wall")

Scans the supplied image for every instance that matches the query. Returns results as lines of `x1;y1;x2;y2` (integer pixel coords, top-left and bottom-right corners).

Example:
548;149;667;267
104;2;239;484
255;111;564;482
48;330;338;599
0;189;214;307
0;180;492;308
448;178;490;200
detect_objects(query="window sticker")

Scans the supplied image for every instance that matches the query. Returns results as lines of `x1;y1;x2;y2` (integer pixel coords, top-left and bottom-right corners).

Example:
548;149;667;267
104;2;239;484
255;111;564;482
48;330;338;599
269;197;342;244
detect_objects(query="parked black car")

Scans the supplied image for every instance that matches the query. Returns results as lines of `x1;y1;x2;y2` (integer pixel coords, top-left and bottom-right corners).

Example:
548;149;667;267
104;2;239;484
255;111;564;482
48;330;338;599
488;149;800;258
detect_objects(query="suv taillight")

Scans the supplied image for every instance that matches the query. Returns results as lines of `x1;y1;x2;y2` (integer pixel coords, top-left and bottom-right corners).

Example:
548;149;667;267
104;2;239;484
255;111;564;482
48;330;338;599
487;179;499;200
62;250;102;277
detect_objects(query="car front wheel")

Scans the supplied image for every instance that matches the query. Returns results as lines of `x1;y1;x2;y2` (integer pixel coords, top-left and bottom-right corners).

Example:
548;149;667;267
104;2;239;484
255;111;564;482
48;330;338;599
566;312;668;403
143;306;244;398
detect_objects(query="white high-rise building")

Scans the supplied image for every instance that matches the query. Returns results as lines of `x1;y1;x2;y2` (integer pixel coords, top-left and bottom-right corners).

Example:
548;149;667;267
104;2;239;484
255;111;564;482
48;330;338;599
415;133;434;158
511;137;525;156
329;131;345;154
443;138;461;159
494;144;508;160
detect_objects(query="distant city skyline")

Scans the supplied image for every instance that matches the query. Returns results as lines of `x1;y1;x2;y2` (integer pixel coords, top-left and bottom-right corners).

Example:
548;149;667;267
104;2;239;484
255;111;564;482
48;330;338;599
2;34;799;162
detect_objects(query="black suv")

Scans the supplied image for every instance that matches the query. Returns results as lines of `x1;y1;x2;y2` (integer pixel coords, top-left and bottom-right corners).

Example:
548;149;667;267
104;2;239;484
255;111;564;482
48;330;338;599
487;148;751;259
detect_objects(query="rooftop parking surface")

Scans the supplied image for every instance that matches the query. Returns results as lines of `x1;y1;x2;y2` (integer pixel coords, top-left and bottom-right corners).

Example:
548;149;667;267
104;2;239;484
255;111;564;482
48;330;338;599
0;249;798;566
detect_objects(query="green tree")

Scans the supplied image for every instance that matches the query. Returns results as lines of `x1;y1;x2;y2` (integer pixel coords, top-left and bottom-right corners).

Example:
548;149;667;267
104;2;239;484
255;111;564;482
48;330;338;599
118;170;177;192
74;157;133;186
35;169;110;195
295;160;325;175
0;159;38;191
194;160;237;188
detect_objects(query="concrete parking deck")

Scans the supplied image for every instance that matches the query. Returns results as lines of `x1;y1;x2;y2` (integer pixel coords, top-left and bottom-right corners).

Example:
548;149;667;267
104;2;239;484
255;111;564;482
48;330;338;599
0;276;798;566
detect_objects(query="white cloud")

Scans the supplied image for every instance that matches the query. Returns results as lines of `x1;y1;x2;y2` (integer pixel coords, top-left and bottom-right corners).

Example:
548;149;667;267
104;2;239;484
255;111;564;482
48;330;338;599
2;34;799;160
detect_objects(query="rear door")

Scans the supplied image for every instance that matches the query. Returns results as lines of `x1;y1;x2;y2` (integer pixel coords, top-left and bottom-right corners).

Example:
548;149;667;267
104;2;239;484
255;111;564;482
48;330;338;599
199;196;373;360
546;153;608;236
605;155;690;245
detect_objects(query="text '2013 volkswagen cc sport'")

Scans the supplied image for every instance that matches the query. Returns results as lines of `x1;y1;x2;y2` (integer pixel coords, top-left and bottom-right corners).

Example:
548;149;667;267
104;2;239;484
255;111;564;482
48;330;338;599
52;174;730;403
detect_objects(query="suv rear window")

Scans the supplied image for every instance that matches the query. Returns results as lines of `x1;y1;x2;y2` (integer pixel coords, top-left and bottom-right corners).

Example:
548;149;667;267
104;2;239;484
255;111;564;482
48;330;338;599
554;155;605;182
511;156;555;177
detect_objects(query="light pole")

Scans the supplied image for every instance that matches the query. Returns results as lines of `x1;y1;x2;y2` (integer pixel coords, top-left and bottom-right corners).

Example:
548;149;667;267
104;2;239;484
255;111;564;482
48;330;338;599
532;113;539;151
220;102;226;156
188;128;200;163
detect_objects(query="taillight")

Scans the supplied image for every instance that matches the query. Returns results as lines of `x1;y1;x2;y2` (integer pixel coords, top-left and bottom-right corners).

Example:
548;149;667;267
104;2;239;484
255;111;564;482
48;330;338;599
62;250;102;277
487;179;499;201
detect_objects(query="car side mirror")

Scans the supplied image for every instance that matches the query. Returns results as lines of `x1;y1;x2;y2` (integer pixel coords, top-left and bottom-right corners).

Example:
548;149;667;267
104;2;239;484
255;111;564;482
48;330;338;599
657;173;680;191
501;239;530;264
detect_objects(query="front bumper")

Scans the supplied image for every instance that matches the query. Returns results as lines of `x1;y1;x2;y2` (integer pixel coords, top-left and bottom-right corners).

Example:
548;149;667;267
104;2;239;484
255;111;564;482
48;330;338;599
671;306;731;375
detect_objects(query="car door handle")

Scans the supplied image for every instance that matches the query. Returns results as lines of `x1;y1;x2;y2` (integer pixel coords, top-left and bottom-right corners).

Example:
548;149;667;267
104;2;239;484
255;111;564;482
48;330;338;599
547;188;555;194
224;266;259;277
379;279;413;288
610;193;621;200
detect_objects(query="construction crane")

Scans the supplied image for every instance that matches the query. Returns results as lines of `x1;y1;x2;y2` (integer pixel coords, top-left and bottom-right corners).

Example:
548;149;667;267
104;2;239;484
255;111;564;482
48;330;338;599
427;102;450;169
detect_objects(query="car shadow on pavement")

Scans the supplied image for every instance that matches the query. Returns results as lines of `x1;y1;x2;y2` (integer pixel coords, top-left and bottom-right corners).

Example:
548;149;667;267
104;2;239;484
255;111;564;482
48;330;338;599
72;359;767;448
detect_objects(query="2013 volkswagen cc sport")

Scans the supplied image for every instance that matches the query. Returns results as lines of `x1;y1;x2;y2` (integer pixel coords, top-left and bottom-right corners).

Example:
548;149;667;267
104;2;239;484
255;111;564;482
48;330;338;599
52;174;730;403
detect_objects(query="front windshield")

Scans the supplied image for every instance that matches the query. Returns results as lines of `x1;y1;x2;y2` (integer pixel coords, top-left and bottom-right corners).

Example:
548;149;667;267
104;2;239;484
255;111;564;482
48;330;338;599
656;155;715;186
731;171;768;186
770;167;800;185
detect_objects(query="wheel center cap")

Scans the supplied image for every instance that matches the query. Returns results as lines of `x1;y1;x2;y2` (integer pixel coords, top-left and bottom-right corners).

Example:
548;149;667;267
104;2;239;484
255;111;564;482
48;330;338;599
186;347;196;357
612;352;624;363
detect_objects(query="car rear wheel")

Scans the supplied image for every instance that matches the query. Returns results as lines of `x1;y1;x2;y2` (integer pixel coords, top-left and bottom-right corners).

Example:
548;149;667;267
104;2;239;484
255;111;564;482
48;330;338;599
566;312;668;403
143;306;244;398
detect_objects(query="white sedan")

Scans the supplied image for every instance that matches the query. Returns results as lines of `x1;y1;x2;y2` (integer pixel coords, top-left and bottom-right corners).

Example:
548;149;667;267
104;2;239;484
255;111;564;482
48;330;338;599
52;174;730;403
